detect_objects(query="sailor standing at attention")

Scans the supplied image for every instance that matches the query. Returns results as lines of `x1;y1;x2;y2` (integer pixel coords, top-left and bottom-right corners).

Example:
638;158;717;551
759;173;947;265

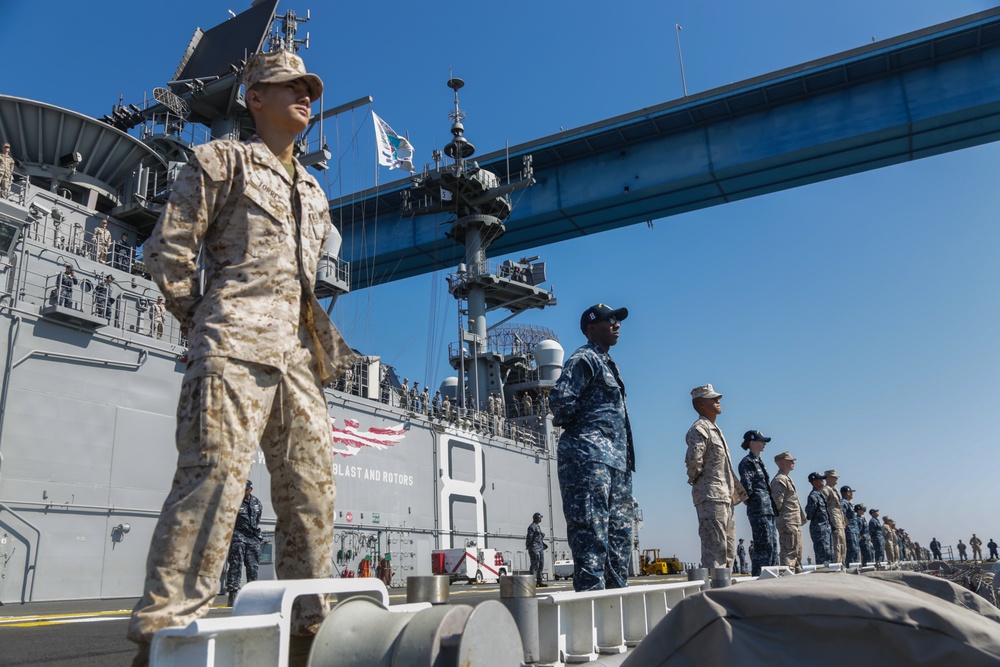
685;385;748;572
126;50;355;667
869;508;886;564
840;485;860;566
549;304;635;591
737;429;778;576
805;472;833;566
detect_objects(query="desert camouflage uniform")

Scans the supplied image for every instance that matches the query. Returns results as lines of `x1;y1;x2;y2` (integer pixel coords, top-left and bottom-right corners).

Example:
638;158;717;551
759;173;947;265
882;522;898;562
93;224;112;263
971;535;983;561
770;472;805;573
737;452;777;575
843;498;860;565
549;341;634;591
869;516;886;563
686;418;747;571
226;492;263;594
805;488;833;565
150;300;166;339
823;485;846;565
0;151;14;198
127;137;354;645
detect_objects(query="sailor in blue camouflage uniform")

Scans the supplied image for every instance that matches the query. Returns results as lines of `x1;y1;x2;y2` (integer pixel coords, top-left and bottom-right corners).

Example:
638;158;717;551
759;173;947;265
855;504;873;566
804;472;833;565
840;486;859;566
525;512;549;587
225;481;264;606
549;304;635;592
868;508;886;563
737;430;778;576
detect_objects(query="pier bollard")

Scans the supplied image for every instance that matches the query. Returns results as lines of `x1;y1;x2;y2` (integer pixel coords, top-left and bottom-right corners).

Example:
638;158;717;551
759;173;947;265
406;574;451;604
687;567;710;591
711;567;732;588
499;575;540;664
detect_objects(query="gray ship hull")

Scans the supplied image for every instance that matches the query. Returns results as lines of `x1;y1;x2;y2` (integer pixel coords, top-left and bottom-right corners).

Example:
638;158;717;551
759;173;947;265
0;302;568;602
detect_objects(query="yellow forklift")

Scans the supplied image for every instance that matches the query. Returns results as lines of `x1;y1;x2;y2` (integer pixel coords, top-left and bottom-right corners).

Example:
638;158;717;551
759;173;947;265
640;549;683;575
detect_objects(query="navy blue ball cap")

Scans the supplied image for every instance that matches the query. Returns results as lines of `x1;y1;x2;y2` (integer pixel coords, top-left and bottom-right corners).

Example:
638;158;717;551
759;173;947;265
743;430;771;443
841;485;856;494
580;304;628;332
246;480;253;490
807;472;826;482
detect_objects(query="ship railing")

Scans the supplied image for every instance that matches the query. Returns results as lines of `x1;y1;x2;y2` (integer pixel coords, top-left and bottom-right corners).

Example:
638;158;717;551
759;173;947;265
148;577;703;667
15;258;186;348
446;258;537;291
1;172;28;207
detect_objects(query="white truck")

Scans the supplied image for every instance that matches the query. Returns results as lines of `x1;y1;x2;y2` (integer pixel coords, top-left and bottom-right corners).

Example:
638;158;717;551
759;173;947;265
431;547;510;584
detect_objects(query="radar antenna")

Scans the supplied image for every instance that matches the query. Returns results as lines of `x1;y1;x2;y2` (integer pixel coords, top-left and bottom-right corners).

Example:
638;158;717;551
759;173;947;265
269;9;311;53
152;87;191;120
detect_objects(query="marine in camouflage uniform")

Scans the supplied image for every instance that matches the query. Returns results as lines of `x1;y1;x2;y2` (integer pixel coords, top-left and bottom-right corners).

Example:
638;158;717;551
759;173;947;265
127;51;355;660
770;451;806;573
804;472;833;566
0;142;14;199
549;304;634;592
93;218;112;264
868;509;886;563
525;512;548;587
882;517;898;563
685;385;748;572
840;486;860;566
822;470;847;566
737;430;777;576
226;480;264;604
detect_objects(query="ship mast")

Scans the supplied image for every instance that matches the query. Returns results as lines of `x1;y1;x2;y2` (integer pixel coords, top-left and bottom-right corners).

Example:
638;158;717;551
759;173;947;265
404;78;554;414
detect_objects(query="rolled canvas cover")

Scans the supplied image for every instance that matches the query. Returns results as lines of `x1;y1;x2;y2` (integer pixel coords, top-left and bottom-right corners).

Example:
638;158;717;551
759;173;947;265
624;571;1000;666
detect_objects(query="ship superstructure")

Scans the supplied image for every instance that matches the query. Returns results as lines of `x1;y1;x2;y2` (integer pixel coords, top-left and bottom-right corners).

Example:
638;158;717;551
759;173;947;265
0;1;577;604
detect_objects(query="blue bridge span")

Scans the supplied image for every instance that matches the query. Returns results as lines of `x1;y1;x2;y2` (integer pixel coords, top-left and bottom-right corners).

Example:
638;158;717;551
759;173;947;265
331;8;1000;290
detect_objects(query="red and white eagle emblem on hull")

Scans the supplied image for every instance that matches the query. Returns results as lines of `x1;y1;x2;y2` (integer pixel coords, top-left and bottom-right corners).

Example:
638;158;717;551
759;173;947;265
329;417;409;457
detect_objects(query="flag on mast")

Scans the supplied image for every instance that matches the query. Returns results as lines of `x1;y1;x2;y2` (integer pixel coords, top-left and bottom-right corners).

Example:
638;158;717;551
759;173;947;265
372;111;415;172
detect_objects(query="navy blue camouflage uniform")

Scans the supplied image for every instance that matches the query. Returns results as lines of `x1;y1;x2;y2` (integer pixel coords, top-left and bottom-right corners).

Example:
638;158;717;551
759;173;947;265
737;453;778;576
226;490;263;595
843;499;860;565
805;488;832;565
550;341;635;592
858;513;874;565
526;520;547;584
869;515;886;563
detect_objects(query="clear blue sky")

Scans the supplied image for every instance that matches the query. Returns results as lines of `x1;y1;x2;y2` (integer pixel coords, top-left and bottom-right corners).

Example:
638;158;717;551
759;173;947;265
4;0;998;564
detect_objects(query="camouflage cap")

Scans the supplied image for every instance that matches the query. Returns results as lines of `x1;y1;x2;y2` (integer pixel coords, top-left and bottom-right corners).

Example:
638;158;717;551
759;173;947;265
2;141;9;148
243;50;323;101
824;469;839;479
773;451;795;463
690;384;722;400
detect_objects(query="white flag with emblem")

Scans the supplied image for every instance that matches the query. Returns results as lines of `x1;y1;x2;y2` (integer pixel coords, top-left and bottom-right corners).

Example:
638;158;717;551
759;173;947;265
372;111;415;172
